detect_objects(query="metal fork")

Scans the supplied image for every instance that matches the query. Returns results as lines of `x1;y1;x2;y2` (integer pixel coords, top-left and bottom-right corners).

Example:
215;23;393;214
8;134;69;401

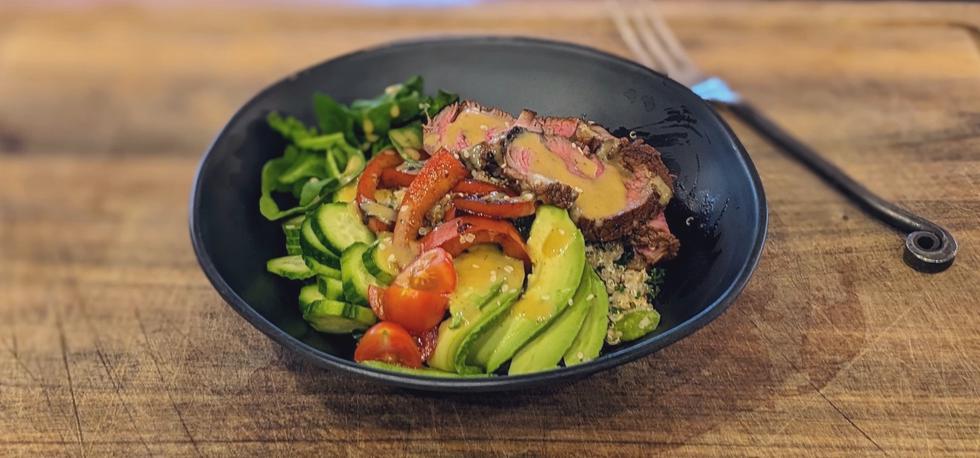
610;1;957;273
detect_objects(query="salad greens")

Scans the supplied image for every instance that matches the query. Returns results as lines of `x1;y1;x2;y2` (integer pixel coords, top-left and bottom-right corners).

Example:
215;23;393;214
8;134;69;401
259;76;458;221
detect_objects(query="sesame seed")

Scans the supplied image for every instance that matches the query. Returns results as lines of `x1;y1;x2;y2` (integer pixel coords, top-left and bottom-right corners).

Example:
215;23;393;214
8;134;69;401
503;265;514;273
567;299;574;305
576;352;584;360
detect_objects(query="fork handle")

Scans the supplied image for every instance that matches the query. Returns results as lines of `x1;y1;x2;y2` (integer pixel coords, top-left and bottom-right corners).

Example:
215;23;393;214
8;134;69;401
723;101;957;273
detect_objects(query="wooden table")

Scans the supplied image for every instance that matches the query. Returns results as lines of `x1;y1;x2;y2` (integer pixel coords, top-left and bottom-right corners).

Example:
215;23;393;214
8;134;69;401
2;1;979;456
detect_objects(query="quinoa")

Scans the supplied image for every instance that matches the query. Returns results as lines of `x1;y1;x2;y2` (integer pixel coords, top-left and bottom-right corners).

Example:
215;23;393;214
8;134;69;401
585;241;656;345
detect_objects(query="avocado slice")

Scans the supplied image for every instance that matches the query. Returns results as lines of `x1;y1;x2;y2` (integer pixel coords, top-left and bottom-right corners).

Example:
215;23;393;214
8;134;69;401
471;206;586;373
563;266;610;366
428;245;526;373
508;265;594;375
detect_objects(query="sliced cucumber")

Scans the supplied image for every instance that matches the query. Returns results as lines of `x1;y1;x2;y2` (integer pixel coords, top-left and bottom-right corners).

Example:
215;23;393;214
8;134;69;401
298;283;325;311
285;240;303;256
303;300;376;334
332;182;358;203
312;202;375;253
303;256;341;279
361;232;398;285
317;276;344;300
283;215;305;255
340;242;378;305
282;215;305;238
266;255;315;280
299;217;340;268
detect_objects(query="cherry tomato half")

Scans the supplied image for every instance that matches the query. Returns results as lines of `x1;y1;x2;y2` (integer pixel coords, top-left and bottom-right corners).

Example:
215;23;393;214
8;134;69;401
353;322;423;368
381;286;449;335
394;247;457;294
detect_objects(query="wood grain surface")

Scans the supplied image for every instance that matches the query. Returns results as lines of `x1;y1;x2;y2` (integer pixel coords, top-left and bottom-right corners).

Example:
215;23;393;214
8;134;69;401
1;1;979;456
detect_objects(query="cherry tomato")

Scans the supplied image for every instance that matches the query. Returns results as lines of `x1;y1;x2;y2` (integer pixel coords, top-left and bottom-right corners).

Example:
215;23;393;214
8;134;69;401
367;285;386;320
394;247;457;294
354;322;423;368
381;286;449;334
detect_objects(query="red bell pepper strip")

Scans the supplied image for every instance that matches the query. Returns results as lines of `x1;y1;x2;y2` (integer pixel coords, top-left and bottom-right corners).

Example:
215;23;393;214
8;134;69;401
453;180;514;196
381;168;515;196
419;216;531;269
391;149;469;267
356;149;403;232
452;196;536;219
380;168;417;188
417;326;439;363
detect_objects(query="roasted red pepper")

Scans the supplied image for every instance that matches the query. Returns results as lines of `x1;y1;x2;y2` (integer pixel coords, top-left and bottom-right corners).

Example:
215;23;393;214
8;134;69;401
420;216;531;269
379;168;417;188
356;149;403;232
381;168;514;196
452;180;514;196
391;149;469;267
452;195;536;219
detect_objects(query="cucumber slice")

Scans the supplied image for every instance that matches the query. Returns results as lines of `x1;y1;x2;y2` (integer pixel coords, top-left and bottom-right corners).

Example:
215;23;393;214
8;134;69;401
312;202;375;253
298;283;325;312
340;242;378;305
285;241;303;256
266;255;315;280
317;276;344;300
282;215;305;238
361;232;398;285
332;182;358;203
283;215;305;255
303;300;376;334
299;217;341;268
303;256;341;279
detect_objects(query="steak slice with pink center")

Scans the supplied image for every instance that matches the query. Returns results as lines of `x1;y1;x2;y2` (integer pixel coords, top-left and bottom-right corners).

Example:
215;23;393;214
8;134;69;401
501;130;673;242
423;101;515;154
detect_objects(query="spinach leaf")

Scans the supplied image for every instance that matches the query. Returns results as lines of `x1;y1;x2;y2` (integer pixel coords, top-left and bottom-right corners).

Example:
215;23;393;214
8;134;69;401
267;112;317;143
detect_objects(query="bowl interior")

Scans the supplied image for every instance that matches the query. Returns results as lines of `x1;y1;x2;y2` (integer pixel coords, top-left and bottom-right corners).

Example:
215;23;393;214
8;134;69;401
191;37;766;390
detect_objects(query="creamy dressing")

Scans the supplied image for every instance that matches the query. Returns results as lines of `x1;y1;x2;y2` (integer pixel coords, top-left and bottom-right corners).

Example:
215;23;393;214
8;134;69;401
511;133;628;219
442;111;511;148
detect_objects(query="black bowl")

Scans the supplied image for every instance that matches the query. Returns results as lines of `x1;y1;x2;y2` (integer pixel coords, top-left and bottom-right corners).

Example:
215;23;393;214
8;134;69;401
189;37;767;392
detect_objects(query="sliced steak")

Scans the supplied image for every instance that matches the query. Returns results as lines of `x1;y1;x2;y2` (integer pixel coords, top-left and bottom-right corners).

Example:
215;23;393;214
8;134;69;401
501;129;671;242
423;101;515;154
423;101;679;262
631;211;680;265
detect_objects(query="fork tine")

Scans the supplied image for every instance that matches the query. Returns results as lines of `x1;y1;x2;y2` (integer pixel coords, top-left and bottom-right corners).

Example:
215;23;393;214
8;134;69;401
617;0;680;76
607;0;656;69
642;1;699;76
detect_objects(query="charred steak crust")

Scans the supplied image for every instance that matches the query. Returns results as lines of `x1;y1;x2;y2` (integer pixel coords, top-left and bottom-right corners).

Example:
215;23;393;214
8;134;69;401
575;194;661;242
539;182;579;209
575;140;674;242
619;140;674;192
